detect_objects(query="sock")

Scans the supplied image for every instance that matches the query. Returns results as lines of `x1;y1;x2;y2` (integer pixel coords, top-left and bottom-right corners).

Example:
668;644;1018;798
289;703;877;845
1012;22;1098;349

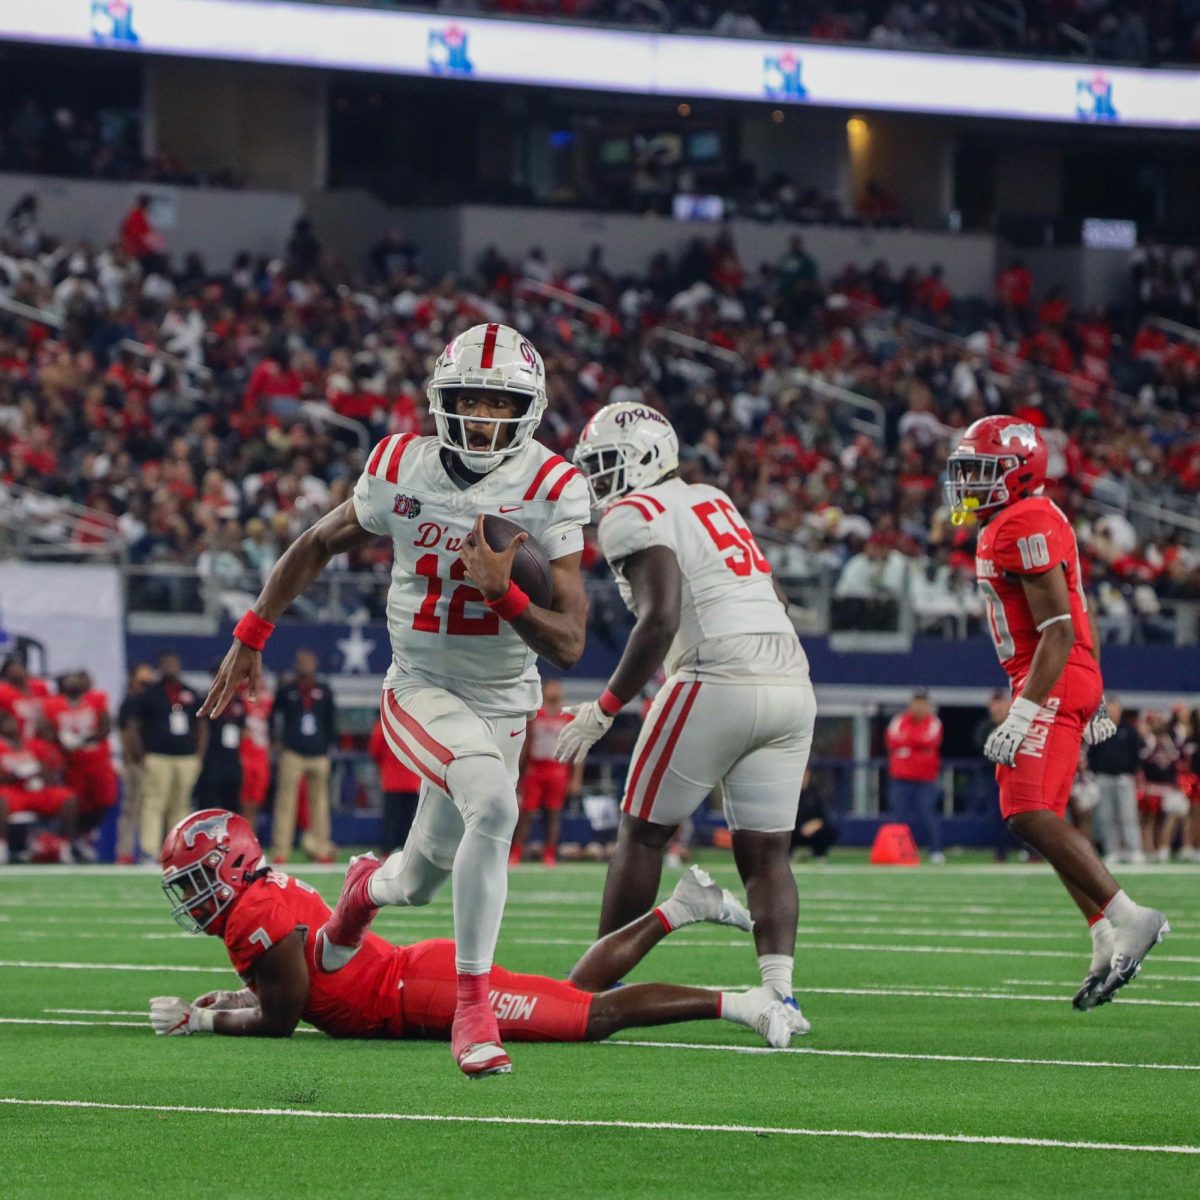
452;825;510;975
457;971;490;1007
718;986;770;1030
1102;889;1137;927
1088;916;1115;972
758;954;794;1000
653;900;687;932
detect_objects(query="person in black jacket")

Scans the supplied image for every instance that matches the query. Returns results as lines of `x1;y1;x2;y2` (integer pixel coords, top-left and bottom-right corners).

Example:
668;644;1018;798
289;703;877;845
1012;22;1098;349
193;664;246;813
270;649;336;863
1087;698;1144;864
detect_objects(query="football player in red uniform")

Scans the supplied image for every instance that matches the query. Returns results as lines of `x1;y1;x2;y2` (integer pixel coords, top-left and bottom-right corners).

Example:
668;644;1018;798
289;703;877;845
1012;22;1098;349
0;654;52;741
43;671;118;856
947;416;1169;1009
149;809;795;1049
0;709;77;863
510;678;582;866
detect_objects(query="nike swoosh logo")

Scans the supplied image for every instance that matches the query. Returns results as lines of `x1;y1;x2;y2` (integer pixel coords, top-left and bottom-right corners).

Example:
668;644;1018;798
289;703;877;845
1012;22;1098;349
510;729;523;737
499;505;523;513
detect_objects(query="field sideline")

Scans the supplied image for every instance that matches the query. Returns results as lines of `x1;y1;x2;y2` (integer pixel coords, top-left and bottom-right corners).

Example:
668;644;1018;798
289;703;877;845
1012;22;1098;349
2;855;1197;1199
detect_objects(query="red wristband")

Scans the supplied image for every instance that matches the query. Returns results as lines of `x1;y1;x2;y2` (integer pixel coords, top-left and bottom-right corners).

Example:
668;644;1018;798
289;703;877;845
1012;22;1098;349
233;611;275;652
598;688;626;717
485;580;531;622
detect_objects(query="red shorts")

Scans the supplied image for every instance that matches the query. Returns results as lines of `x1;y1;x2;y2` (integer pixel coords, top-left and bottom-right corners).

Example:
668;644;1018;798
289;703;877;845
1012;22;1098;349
66;760;118;814
397;938;592;1042
0;784;74;818
240;746;270;807
521;765;570;813
997;661;1103;821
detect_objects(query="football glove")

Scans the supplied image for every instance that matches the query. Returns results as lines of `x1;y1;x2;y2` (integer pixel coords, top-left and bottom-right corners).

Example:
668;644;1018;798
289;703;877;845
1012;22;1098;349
1082;697;1118;747
554;701;614;764
983;696;1043;767
192;987;258;1011
149;996;214;1035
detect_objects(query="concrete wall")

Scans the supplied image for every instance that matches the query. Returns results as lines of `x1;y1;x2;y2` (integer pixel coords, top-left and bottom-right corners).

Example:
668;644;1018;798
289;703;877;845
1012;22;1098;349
148;60;328;193
1021;246;1132;308
0;172;301;268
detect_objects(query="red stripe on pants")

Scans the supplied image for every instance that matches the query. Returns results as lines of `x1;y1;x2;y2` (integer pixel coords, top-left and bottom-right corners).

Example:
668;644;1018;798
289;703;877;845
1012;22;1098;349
623;683;684;817
638;682;702;820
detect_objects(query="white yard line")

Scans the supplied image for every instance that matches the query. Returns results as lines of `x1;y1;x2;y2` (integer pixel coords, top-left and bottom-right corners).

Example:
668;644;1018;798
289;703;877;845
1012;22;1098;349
606;1040;1200;1071
0;1097;1196;1155
45;1008;147;1016
0;960;230;974
793;985;1200;1008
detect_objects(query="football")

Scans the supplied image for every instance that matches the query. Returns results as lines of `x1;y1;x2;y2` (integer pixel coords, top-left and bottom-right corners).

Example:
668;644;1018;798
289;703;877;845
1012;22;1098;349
479;514;553;609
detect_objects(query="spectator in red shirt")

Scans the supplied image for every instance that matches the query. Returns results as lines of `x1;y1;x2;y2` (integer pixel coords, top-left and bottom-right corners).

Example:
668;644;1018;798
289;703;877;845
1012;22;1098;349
0;654;52;740
369;717;421;856
0;709;78;863
119;194;164;264
885;689;945;863
996;259;1033;312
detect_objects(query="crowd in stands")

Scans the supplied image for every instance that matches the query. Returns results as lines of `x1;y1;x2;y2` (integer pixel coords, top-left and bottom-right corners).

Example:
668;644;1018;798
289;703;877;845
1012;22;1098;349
2;190;1200;638
312;1;1200;65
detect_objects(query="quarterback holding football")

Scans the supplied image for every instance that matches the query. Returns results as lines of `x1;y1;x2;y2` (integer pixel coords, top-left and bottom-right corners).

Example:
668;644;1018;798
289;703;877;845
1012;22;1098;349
201;324;590;1077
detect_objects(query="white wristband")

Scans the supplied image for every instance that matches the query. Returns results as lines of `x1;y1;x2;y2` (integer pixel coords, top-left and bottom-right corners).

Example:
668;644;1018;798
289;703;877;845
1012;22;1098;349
1009;697;1043;723
190;1007;216;1033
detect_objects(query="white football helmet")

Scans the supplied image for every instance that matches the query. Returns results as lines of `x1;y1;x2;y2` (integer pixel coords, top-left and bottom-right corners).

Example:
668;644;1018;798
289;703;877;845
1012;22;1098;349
427;323;548;473
573;402;680;510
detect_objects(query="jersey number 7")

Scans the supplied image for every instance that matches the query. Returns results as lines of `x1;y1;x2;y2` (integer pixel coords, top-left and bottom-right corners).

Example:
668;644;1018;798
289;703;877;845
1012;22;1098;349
692;499;771;577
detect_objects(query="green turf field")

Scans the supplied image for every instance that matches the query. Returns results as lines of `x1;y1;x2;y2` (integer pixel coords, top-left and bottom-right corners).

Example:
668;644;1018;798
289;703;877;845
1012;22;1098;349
1;855;1197;1199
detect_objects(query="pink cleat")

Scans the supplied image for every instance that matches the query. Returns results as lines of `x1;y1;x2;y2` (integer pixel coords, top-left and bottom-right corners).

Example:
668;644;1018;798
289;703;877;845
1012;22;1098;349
319;854;381;970
452;999;512;1079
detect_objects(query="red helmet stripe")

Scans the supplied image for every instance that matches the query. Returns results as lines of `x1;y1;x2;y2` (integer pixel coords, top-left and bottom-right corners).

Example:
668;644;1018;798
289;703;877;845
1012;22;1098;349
479;323;500;369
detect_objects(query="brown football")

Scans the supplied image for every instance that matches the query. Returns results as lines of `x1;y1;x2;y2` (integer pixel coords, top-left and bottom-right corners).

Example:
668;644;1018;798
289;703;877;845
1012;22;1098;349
479;514;553;609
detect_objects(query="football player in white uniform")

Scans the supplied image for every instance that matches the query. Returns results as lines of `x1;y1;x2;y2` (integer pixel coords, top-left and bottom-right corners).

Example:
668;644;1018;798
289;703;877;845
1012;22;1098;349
557;402;817;1029
201;323;591;1077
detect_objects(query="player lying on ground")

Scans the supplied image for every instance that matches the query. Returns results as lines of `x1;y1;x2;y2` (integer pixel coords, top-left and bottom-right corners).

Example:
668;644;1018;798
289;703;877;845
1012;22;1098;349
556;403;816;1029
946;415;1169;1009
149;810;801;1049
199;324;591;1077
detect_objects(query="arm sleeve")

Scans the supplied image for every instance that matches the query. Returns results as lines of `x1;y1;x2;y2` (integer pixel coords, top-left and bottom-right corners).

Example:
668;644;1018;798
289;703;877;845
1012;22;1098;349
351;454;391;537
223;889;300;978
991;509;1071;576
539;473;591;561
598;501;671;565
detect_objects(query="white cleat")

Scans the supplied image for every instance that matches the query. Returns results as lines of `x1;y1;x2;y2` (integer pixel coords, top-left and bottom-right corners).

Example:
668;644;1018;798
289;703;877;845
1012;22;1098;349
671;865;753;932
753;998;794;1050
780;995;811;1036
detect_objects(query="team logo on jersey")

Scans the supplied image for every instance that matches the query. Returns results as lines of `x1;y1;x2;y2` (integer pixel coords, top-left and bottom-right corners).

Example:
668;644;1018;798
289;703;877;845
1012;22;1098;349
999;423;1039;453
763;51;807;102
182;812;231;849
393;493;423;519
613;406;669;429
1076;73;1118;122
428;25;474;77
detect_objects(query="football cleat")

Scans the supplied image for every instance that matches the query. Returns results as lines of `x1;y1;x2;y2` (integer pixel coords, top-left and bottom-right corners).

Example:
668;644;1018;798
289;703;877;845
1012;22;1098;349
319;854;381;970
781;995;811;1036
1092;908;1170;1005
1072;971;1110;1012
670;865;753;932
752;998;794;1050
452;1001;512;1079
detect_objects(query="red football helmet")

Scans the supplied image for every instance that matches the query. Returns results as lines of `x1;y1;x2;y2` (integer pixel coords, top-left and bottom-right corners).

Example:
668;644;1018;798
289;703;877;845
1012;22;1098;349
945;415;1048;525
160;809;264;935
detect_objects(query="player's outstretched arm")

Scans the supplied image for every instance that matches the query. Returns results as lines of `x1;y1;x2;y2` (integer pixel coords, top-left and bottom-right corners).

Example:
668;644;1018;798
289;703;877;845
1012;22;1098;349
150;933;308;1038
458;515;588;669
200;500;377;717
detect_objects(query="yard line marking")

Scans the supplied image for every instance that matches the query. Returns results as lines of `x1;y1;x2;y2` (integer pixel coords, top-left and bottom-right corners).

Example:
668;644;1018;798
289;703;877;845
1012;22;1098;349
1004;975;1200;986
0;1097;1196;1155
793;985;1200;1009
0;1017;145;1028
508;938;1200;965
0;960;230;974
45;1008;147;1016
605;1040;1200;1072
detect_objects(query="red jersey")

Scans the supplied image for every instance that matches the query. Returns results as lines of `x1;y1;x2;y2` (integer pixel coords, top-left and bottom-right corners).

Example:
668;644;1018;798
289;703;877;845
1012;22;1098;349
0;735;62;790
42;690;111;769
526;709;571;767
223;872;406;1038
885;712;943;783
0;677;51;739
242;691;273;752
975;497;1095;685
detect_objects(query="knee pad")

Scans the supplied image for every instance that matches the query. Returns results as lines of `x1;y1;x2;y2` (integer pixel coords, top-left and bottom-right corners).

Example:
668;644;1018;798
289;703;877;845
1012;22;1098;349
446;755;518;843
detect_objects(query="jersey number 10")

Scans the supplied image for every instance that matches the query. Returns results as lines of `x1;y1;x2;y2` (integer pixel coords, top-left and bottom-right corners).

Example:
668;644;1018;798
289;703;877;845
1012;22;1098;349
692;499;771;577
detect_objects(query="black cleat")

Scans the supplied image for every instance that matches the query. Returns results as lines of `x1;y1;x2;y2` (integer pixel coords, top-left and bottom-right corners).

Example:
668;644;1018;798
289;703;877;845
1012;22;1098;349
1092;909;1170;1005
1072;970;1110;1012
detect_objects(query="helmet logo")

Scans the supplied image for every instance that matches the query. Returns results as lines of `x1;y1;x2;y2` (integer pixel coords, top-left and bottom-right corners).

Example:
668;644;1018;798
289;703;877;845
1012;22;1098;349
519;341;538;370
614;407;668;429
183;812;231;848
999;423;1038;453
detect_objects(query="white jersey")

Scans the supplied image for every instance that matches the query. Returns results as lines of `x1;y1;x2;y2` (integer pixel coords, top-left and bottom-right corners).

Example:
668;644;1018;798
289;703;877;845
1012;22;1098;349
353;434;589;717
597;477;809;683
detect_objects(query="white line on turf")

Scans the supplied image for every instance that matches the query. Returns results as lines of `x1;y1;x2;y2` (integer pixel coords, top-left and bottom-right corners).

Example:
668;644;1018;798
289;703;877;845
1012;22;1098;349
793;985;1200;1008
0;960;229;973
46;1008;147;1016
0;1017;145;1028
605;1040;1200;1071
0;1097;1196;1154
